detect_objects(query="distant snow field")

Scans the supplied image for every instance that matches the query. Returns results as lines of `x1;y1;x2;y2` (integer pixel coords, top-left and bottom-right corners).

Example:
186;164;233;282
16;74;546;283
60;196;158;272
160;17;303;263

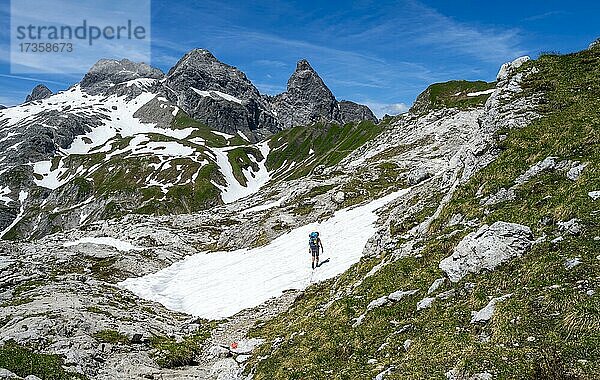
64;237;142;252
119;188;410;319
466;88;495;97
0;83;269;203
213;141;271;204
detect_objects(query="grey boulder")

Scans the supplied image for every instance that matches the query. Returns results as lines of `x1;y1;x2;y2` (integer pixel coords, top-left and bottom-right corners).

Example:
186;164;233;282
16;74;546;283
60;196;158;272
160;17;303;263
439;221;533;282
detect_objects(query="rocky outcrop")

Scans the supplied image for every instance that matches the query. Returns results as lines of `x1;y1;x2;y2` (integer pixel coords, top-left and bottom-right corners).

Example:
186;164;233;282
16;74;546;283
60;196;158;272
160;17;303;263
271;59;377;128
480;56;540;133
514;156;556;185
470;294;512;323
25;84;52;102
80;58;164;95
272;59;340;128
409;87;432;115
163;49;278;140
496;56;530;82
163;51;376;138
339;100;377;123
366;289;418;311
439;221;533;282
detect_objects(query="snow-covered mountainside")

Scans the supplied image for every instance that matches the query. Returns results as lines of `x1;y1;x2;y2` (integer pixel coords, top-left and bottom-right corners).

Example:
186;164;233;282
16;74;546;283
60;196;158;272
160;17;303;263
1;43;599;380
0;52;377;241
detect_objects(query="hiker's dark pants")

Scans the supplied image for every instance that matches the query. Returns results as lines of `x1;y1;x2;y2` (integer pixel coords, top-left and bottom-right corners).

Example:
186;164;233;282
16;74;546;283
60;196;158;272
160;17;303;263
310;247;319;261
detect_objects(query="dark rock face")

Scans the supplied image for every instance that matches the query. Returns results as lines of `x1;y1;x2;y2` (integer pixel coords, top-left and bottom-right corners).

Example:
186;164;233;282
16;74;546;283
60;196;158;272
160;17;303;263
80;59;164;95
409;88;432;115
164;49;280;140
164;51;377;137
1;111;101;166
339;100;377;124
0;205;17;232
25;84;53;102
271;59;377;128
166;49;262;103
272;60;340;128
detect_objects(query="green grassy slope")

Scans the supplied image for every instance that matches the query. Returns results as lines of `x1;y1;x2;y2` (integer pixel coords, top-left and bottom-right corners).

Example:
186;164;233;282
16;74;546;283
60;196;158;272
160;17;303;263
0;340;86;380
410;80;496;114
266;120;386;181
247;48;600;379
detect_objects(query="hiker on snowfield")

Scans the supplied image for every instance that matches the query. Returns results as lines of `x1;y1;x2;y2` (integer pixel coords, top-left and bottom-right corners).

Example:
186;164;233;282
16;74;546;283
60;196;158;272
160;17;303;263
309;231;324;269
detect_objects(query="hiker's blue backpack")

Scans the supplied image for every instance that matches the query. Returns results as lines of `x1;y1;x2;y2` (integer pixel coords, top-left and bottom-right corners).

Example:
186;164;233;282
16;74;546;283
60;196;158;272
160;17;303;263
309;232;319;248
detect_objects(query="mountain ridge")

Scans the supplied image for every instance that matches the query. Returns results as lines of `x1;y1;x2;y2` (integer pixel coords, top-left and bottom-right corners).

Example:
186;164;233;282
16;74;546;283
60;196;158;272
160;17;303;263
0;48;380;240
0;49;553;379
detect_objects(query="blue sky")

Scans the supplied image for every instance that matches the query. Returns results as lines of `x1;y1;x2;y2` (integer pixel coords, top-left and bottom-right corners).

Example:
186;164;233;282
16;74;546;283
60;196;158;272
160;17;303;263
0;0;598;116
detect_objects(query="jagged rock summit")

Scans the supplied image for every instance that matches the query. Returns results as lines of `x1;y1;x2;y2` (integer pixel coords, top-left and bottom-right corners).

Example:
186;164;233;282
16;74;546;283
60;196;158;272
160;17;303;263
80;58;164;95
164;48;278;140
0;49;379;241
25;84;52;102
165;49;263;103
163;50;376;137
273;59;339;128
273;59;377;128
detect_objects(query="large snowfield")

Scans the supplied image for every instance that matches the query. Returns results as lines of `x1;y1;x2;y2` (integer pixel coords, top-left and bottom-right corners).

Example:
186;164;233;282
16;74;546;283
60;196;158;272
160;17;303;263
119;188;409;319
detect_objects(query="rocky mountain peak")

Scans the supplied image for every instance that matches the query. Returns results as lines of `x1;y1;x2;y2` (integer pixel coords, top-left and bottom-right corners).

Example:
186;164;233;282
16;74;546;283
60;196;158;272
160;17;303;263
295;59;314;72
166;48;255;96
80;58;164;94
164;48;278;139
286;59;333;98
25;84;53;102
172;48;219;67
274;58;372;128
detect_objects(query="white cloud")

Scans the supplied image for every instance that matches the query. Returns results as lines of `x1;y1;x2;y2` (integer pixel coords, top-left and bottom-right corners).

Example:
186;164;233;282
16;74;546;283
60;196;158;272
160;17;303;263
522;11;567;22
253;59;288;68
252;81;286;95
0;74;68;86
9;0;151;74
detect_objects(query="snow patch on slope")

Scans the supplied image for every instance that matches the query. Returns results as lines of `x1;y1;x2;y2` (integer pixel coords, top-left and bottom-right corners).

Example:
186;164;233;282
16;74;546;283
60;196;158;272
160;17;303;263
213;141;271;204
0;190;28;238
64;237;142;252
191;88;243;105
0;186;12;204
466;89;495;97
119;188;410;319
241;198;285;214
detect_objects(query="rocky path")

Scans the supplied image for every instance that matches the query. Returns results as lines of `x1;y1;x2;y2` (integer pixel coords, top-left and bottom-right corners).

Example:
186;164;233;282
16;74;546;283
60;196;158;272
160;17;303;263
147;290;301;380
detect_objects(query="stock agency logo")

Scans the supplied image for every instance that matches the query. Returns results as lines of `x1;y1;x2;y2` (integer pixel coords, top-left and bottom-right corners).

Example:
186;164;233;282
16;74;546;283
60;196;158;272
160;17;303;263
10;0;151;74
